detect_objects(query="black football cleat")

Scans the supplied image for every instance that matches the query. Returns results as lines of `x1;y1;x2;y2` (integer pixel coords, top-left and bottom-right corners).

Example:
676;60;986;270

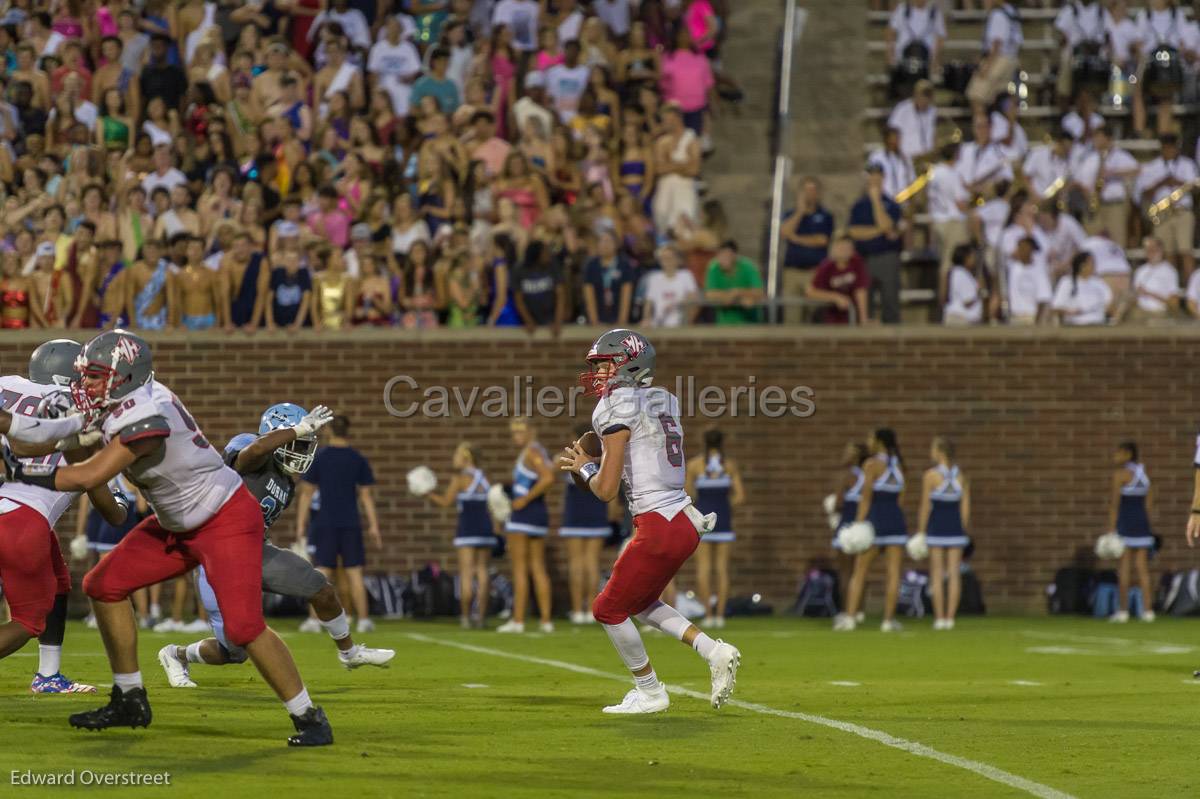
287;706;333;747
69;685;152;731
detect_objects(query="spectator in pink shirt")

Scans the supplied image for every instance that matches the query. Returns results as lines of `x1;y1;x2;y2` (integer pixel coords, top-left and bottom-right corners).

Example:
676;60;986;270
684;0;720;53
470;111;512;177
660;27;716;146
307;186;352;249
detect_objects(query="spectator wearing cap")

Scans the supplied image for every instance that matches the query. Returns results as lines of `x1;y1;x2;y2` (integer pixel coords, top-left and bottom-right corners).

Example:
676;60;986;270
966;0;1023;114
887;79;937;162
411;47;461;114
583;229;635;325
1008;236;1053;324
868;125;916;201
807;234;869;325
849;163;903;324
343;223;377;278
1075;125;1139;248
1128;236;1181;321
705;240;764;325
780;176;833;323
927;143;970;293
368;18;422;117
1135;133;1197;277
492;0;541;53
30;240;72;328
515;70;556;135
140;33;187;110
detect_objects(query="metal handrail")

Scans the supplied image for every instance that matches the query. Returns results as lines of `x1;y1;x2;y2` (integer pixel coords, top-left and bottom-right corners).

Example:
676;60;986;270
766;0;804;312
683;295;860;324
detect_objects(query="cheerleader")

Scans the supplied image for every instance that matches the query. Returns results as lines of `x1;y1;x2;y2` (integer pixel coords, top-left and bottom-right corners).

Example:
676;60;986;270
1109;441;1156;623
917;437;970;630
498;418;556;634
839;428;907;632
830;442;869;614
425;443;495;629
686;429;745;628
561;423;612;624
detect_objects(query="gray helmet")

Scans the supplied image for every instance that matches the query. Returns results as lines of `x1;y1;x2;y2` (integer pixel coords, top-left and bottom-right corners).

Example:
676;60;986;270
581;329;655;396
72;329;154;413
28;339;82;387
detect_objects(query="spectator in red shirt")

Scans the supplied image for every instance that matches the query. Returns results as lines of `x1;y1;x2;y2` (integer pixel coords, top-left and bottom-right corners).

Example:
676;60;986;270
807;235;870;324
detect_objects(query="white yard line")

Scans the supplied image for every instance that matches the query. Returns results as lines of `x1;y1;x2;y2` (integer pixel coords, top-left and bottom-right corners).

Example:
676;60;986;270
407;633;1078;799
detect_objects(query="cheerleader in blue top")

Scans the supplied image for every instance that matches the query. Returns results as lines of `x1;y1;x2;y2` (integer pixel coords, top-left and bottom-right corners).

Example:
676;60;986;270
425;442;496;629
917;437;971;630
1108;441;1156;623
839;428;908;632
561;423;613;625
830;442;869;614
686;429;745;628
497;418;557;634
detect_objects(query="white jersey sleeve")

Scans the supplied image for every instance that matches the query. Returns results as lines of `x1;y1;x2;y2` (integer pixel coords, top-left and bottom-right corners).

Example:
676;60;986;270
592;387;690;519
0;375;79;526
102;381;241;532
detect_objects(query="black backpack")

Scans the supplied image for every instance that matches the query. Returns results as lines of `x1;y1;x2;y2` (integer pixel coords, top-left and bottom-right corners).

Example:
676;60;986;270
958;567;986;615
792;569;840;617
1163;568;1200;617
1047;567;1093;614
411;563;458;618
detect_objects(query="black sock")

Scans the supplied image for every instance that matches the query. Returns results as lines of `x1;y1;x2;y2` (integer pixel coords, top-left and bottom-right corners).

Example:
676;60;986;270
38;594;68;648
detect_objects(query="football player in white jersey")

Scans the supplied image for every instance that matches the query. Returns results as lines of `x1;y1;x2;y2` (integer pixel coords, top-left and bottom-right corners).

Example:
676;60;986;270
0;339;128;694
1;330;333;746
558;329;741;714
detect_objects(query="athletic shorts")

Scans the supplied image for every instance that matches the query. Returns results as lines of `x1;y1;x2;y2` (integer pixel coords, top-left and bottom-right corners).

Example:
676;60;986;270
310;525;366;569
0;499;70;637
592;508;700;625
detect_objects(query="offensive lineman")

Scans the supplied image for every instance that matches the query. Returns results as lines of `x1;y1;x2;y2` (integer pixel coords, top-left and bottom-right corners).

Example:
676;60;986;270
558;329;741;714
158;403;394;687
0;339;127;693
1;330;333;746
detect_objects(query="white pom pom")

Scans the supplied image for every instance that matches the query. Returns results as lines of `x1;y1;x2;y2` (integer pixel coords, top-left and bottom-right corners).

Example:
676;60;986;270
822;494;837;515
1095;531;1125;560
837;521;876;554
69;534;90;561
406;465;437;497
486;483;512;523
906;532;929;560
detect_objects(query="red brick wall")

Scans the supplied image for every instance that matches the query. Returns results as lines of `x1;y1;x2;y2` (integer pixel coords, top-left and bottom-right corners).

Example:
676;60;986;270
4;327;1200;613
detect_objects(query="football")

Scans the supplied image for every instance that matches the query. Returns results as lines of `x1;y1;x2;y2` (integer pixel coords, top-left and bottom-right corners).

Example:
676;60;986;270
570;431;603;490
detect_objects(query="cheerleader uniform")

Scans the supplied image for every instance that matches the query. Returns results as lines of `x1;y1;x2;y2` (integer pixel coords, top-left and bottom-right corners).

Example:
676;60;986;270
926;465;968;547
454;469;497;549
506;444;549;536
1116;462;1153;549
695;454;734;543
831;465;865;550
560;474;610;538
867;454;907;546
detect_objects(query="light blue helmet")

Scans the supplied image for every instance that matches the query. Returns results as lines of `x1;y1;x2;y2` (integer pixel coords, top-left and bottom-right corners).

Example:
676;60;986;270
259;403;316;474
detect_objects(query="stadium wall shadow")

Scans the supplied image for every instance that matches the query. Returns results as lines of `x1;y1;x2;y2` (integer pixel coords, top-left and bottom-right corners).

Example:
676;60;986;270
3;326;1199;614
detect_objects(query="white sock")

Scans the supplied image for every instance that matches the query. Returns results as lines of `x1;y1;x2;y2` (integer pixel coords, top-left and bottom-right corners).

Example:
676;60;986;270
113;671;143;692
284;687;313;717
339;643;362;659
691;631;718;661
634;669;661;692
635;601;691;640
602;619;650;672
320;612;351;641
37;645;62;676
185;643;206;664
150;603;162;618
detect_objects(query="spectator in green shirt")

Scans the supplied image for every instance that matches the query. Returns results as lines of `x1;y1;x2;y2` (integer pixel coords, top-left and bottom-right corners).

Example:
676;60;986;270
410;48;461;114
704;240;764;324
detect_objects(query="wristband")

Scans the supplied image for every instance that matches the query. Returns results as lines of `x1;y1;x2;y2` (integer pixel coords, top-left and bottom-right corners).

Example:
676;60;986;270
579;461;600;483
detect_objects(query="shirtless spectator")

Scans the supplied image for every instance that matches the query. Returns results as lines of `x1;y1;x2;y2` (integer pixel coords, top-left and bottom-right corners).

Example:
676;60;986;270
172;236;226;332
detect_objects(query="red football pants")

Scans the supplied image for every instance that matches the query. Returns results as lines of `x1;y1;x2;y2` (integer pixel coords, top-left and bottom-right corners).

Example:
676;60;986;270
83;486;266;646
0;502;71;637
593;509;700;625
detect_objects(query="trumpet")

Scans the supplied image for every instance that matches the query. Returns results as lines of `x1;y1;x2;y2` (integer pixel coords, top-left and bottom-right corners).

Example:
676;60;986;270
896;128;964;205
1147;177;1200;226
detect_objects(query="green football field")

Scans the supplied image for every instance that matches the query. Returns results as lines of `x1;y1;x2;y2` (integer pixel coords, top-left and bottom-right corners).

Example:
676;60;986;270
2;616;1198;798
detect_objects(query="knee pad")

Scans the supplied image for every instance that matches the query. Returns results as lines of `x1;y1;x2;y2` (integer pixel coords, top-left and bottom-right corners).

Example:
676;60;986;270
591;593;628;626
218;642;249;665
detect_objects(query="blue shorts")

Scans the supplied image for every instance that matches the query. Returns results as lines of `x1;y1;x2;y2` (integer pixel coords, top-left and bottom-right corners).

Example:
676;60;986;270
700;531;735;544
310;525;366;569
85;509;141;552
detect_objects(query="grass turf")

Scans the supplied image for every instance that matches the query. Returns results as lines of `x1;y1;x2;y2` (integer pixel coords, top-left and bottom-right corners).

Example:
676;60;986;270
1;616;1198;798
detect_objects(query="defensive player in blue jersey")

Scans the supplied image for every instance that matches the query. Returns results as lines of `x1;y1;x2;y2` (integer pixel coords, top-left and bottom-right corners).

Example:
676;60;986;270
157;403;394;688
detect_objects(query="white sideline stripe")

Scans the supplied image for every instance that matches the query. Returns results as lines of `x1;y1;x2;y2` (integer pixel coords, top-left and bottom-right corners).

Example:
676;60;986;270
461;683;490;689
828;680;862;687
407;633;1078;799
1010;680;1043;687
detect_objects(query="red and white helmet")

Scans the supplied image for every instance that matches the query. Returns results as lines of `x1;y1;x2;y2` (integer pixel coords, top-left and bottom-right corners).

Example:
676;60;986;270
71;330;154;415
579;329;656;397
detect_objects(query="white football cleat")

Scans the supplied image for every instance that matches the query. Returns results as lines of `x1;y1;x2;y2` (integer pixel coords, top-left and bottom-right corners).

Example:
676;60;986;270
181;618;210;634
1109;610;1130;624
602;685;670;714
539;621;555;634
298;618;323;634
880;619;903;633
356;618;375;633
496;620;525;634
339;645;396;669
152;619;179;633
832;613;856;632
157;645;197;688
708;640;740;709
1140;611;1156;623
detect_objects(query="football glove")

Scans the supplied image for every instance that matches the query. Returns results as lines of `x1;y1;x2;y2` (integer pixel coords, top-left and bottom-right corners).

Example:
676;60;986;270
293;405;334;439
1;443;59;490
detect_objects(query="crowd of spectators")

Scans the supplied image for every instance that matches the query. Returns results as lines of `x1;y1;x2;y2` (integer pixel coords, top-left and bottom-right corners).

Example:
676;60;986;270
0;0;774;334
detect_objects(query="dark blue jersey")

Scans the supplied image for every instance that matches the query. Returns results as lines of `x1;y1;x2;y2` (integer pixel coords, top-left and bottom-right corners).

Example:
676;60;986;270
225;433;296;534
